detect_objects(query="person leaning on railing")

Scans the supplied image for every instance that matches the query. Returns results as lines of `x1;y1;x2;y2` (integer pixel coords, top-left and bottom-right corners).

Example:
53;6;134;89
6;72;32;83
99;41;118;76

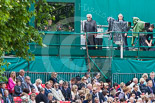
146;24;154;51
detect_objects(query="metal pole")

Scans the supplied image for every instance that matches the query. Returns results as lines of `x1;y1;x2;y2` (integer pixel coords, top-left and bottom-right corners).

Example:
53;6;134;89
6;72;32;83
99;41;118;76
120;34;123;59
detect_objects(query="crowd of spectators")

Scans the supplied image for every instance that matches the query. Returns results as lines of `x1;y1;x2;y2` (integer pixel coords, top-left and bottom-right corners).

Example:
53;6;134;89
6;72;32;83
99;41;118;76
0;69;155;103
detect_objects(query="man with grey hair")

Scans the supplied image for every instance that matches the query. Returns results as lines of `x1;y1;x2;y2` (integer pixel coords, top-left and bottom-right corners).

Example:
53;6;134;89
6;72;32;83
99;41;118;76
22;76;34;92
16;69;25;83
130;78;141;93
84;14;97;50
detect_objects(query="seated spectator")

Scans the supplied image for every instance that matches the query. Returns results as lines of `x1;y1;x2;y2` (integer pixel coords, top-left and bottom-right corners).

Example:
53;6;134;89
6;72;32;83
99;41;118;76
71;85;78;101
139;78;147;93
84;72;91;84
30;93;36;103
16;69;25;83
94;97;99;103
20;88;30;102
93;73;100;82
83;93;92;103
117;82;125;93
33;79;42;93
147;72;155;90
0;93;4;103
130;78;141;92
118;86;130;100
48;93;54;103
68;77;76;89
132;84;141;99
59;80;64;91
61;81;71;101
79;77;87;89
51;83;65;101
92;87;104;103
14;80;23;96
23;76;34;92
7;71;16;94
29;88;37;95
0;82;6;96
142;73;148;85
49;72;58;84
45;82;52;97
35;88;48;103
146;80;154;94
2;90;13;103
129;97;136;103
87;83;92;93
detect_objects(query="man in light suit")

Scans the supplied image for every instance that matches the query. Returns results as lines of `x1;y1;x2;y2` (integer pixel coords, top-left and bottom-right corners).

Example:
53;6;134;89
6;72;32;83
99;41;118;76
51;83;65;101
16;69;25;83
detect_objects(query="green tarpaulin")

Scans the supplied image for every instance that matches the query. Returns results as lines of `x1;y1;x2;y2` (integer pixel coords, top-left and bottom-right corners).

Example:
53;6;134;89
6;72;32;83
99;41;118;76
112;59;155;73
4;56;87;72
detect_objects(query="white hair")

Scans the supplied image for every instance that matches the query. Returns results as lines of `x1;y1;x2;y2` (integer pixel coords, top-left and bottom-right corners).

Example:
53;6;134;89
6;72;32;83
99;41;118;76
118;13;123;17
133;78;138;82
86;14;92;18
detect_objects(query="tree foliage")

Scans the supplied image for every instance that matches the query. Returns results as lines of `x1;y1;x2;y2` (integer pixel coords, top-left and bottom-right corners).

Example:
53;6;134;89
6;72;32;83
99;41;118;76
0;0;53;81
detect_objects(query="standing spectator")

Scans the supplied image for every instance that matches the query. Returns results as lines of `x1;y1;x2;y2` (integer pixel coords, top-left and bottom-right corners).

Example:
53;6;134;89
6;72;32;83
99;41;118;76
2;90;13;103
35;88;48;103
84;72;91;84
7;71;16;94
33;79;42;93
16;69;25;83
30;93;36;103
14;80;23;96
61;81;71;101
146;80;154;94
23;76;34;92
0;82;6;96
49;72;58;84
51;83;65;101
45;82;52;97
84;14;97;50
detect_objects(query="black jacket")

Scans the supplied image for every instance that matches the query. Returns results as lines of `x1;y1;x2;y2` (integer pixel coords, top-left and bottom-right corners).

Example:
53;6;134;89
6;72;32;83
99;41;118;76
61;88;71;101
146;86;155;94
92;92;104;103
84;19;97;32
14;85;23;96
35;92;48;103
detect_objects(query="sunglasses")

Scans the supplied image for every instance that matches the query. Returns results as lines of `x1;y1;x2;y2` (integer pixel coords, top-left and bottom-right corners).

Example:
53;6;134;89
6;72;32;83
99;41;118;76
87;17;90;18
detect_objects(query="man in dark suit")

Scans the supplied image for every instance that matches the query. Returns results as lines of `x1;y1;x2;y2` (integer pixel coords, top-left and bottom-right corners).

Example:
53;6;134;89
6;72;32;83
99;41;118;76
61;81;71;101
44;82;52;97
0;82;6;96
147;72;155;92
146;80;154;94
84;14;97;50
132;85;141;99
2;90;13;103
36;88;48;103
92;87;104;103
16;69;25;83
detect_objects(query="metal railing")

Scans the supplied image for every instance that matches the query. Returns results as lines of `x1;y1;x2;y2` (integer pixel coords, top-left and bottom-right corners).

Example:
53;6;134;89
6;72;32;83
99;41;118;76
112;73;147;84
4;72;97;83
